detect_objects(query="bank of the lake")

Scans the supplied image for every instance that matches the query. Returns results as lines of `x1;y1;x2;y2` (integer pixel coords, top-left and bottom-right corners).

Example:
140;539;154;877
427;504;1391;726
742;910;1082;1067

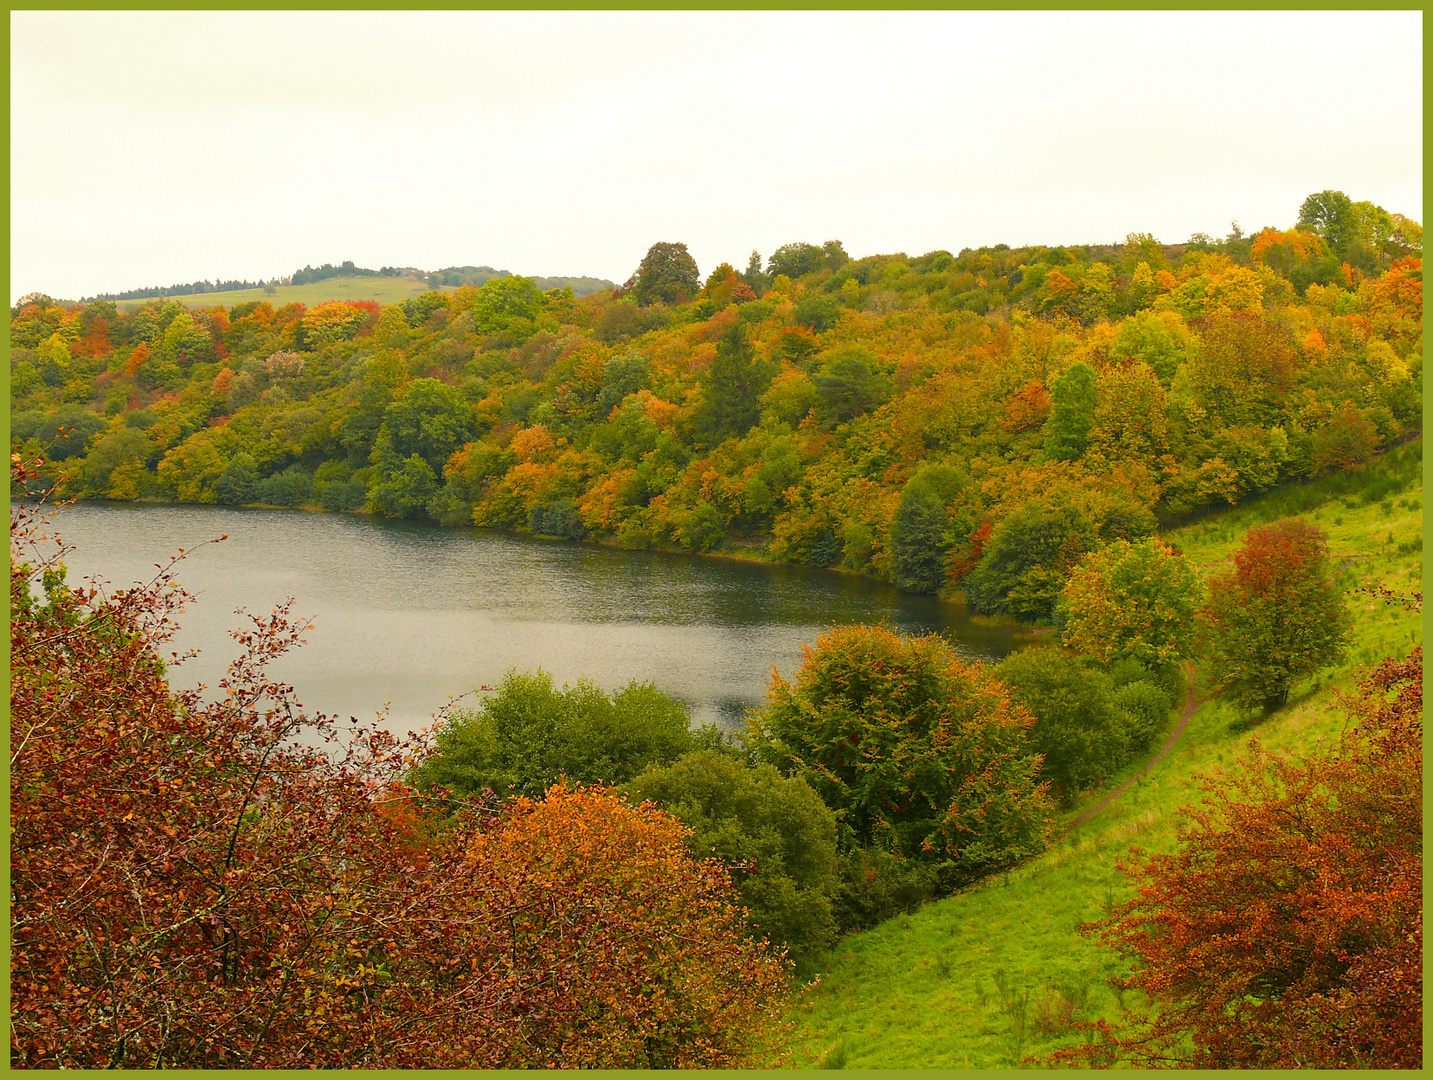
47;501;1040;735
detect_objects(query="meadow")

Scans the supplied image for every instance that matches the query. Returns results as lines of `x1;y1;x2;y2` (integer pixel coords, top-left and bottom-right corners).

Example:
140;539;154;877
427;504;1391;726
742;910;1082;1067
113;275;447;312
777;439;1423;1069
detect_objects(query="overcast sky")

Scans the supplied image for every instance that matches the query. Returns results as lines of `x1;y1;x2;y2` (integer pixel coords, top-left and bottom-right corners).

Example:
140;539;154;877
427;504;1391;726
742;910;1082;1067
10;10;1424;304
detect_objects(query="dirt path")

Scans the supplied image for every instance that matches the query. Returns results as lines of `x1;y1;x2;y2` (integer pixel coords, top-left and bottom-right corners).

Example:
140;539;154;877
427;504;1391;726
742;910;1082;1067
1068;665;1199;831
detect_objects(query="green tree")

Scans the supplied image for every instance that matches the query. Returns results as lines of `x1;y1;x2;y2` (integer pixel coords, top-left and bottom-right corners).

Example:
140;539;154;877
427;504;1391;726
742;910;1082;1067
632;241;700;306
693;322;770;447
469;275;544;338
215;451;260;505
1199;519;1349;711
746;625;1054;889
372;378;474;475
1042;362;1098;461
627;750;841;973
1109;310;1185;384
888;464;970;594
409;671;694;799
994;647;1130;807
812;345;892;427
366;453;438;518
1060;537;1201;667
1296;189;1356;253
766;243;826;280
962;497;1101;621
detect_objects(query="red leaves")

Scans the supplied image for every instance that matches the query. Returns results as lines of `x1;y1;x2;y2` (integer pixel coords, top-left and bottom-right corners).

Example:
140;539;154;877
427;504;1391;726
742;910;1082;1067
10;454;788;1068
1062;645;1422;1069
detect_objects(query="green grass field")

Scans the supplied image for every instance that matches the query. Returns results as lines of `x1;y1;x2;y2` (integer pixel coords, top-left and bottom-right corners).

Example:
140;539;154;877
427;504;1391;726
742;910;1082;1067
113;275;447;312
773;439;1423;1069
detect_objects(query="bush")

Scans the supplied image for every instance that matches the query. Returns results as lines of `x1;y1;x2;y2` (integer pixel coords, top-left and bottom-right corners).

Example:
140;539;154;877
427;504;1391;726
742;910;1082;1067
253;463;314;507
831;846;939;934
318;479;368;512
410;670;694;799
1111;680;1174;751
529;498;587;539
627;750;841;973
995;647;1132;807
747;624;1054;890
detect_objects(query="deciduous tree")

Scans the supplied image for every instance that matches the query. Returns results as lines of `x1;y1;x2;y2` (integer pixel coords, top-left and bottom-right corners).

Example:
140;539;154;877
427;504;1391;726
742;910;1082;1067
1060;537;1200;667
746;624;1054;889
1198;518;1348;711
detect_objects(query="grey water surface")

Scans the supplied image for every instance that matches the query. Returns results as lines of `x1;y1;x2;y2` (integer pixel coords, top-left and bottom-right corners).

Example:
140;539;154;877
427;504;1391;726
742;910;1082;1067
42;503;1038;734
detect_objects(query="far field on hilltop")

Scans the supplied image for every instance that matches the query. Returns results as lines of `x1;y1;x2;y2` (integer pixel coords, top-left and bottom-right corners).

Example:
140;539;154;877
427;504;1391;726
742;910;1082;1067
64;260;617;312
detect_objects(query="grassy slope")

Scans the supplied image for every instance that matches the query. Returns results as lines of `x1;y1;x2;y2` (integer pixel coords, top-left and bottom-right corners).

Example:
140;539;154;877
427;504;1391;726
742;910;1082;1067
774;440;1423;1069
112;275;445;312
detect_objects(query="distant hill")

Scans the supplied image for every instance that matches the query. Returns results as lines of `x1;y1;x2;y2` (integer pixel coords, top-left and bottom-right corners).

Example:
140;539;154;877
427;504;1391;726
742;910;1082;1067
81;261;615;308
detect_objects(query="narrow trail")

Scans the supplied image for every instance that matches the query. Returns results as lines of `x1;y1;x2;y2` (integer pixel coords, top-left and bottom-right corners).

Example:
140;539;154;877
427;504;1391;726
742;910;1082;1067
1067;665;1200;831
1066;555;1365;832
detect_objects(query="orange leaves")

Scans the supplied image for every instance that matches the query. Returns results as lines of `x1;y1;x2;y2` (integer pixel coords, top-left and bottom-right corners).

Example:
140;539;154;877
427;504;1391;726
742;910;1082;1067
122;341;150;378
1075;646;1421;1067
999;378;1052;433
509;423;556;464
464;783;791;1068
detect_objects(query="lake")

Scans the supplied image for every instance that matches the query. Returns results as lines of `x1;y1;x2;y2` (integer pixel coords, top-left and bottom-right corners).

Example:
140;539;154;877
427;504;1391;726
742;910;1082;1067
36;503;1038;734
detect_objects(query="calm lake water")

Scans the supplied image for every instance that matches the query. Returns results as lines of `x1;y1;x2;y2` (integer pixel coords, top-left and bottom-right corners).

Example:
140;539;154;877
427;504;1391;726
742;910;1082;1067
38;503;1037;735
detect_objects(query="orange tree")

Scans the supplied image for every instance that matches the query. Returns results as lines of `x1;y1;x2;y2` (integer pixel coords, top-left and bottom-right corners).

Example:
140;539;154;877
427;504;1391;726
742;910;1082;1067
1063;639;1421;1068
745;624;1054;890
1198;518;1349;711
9;452;788;1068
466;783;792;1067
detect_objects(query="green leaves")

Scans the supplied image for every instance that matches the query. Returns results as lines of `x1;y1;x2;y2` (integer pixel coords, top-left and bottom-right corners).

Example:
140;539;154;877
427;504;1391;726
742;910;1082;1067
1199;518;1349;712
747;625;1054;889
409;671;695;799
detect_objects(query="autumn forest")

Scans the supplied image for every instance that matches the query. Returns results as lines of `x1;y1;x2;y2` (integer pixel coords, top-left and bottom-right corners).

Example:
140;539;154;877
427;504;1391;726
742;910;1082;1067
10;188;1423;1067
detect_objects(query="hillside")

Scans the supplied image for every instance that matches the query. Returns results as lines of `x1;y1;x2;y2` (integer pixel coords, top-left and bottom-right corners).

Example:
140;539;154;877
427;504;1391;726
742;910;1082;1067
777;441;1422;1067
10;190;1421;630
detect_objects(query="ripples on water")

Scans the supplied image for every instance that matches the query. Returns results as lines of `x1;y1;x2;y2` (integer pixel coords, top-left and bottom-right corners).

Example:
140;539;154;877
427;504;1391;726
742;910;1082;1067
43;503;1037;734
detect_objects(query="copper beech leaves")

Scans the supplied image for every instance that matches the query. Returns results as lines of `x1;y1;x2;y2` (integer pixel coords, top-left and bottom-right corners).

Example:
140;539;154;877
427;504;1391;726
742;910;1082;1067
10;452;790;1068
1059;643;1421;1068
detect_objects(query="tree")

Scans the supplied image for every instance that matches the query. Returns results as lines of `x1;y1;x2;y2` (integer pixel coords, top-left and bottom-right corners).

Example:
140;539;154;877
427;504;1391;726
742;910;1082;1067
1064;645;1420;1068
632;241;700;307
888;464;970;594
627;750;842;973
746;624;1054;889
1296;189;1356;253
962;496;1103;622
692;321;770;447
1198;518;1349;711
374;377;475;475
409;670;695;799
1042;362;1097;461
464;783;793;1067
812;345;892;427
469;274;544;338
1060;537;1201;668
766;242;826;280
994;647;1131;807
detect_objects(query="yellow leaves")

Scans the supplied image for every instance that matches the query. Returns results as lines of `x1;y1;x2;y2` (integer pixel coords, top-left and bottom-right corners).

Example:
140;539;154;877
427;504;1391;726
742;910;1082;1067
510;424;556;464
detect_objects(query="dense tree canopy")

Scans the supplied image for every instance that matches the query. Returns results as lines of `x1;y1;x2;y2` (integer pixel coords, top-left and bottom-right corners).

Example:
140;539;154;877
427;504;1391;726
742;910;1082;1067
10;191;1422;628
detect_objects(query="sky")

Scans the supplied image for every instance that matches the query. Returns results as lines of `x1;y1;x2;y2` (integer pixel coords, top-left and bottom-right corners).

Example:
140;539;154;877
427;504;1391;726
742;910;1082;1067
10;10;1424;304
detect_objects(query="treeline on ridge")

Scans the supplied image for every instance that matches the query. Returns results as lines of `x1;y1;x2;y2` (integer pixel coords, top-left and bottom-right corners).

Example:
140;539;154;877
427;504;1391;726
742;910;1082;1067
11;188;1422;625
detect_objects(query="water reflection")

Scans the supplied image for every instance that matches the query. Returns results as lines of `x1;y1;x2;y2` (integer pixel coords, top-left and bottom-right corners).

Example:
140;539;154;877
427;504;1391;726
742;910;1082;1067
45;503;1039;734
